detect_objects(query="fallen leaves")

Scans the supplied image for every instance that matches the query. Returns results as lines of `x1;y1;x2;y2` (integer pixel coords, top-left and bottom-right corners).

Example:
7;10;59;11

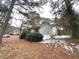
0;36;79;59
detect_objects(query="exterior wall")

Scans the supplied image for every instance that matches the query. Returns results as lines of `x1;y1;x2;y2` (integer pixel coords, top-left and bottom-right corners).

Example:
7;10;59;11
39;24;58;36
51;27;57;35
39;24;51;35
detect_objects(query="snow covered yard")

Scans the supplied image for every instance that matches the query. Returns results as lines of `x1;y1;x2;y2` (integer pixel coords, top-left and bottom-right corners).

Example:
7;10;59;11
0;36;79;59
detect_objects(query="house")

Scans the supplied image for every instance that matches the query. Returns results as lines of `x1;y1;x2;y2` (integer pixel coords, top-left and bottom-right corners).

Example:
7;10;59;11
22;17;58;36
21;12;65;39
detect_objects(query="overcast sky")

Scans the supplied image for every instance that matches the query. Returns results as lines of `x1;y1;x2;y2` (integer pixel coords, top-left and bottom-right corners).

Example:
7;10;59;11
11;0;79;27
39;2;52;19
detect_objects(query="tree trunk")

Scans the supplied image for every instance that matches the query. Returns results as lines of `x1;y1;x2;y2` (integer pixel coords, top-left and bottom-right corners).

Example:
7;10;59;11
19;19;23;35
64;0;78;37
0;0;16;43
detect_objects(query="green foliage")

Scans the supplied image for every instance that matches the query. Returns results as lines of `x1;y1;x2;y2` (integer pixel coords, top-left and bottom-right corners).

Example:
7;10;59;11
20;31;30;39
20;31;43;42
71;35;79;40
25;32;43;42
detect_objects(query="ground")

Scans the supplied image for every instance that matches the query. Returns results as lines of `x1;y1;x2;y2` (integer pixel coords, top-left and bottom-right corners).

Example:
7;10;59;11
0;36;79;59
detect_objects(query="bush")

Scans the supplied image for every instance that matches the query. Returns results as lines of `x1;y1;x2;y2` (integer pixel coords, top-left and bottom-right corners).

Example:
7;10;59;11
25;32;43;42
20;31;30;39
20;31;43;42
71;36;79;39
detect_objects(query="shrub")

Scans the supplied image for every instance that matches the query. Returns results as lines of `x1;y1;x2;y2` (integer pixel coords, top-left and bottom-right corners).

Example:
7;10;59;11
71;36;79;39
20;31;30;39
25;32;43;42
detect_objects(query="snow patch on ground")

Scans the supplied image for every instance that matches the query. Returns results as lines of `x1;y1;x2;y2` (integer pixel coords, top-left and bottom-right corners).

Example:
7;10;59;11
53;35;71;39
43;35;71;40
43;35;51;40
74;45;79;52
40;39;79;55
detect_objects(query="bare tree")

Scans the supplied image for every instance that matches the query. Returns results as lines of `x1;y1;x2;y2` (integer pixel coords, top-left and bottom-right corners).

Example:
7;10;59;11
50;0;79;37
64;0;79;37
0;0;16;43
0;0;43;43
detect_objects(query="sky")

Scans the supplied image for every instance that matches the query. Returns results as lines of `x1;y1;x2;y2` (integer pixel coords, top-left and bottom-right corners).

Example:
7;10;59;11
11;0;79;27
39;2;52;19
11;1;53;27
11;19;21;27
73;3;79;13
